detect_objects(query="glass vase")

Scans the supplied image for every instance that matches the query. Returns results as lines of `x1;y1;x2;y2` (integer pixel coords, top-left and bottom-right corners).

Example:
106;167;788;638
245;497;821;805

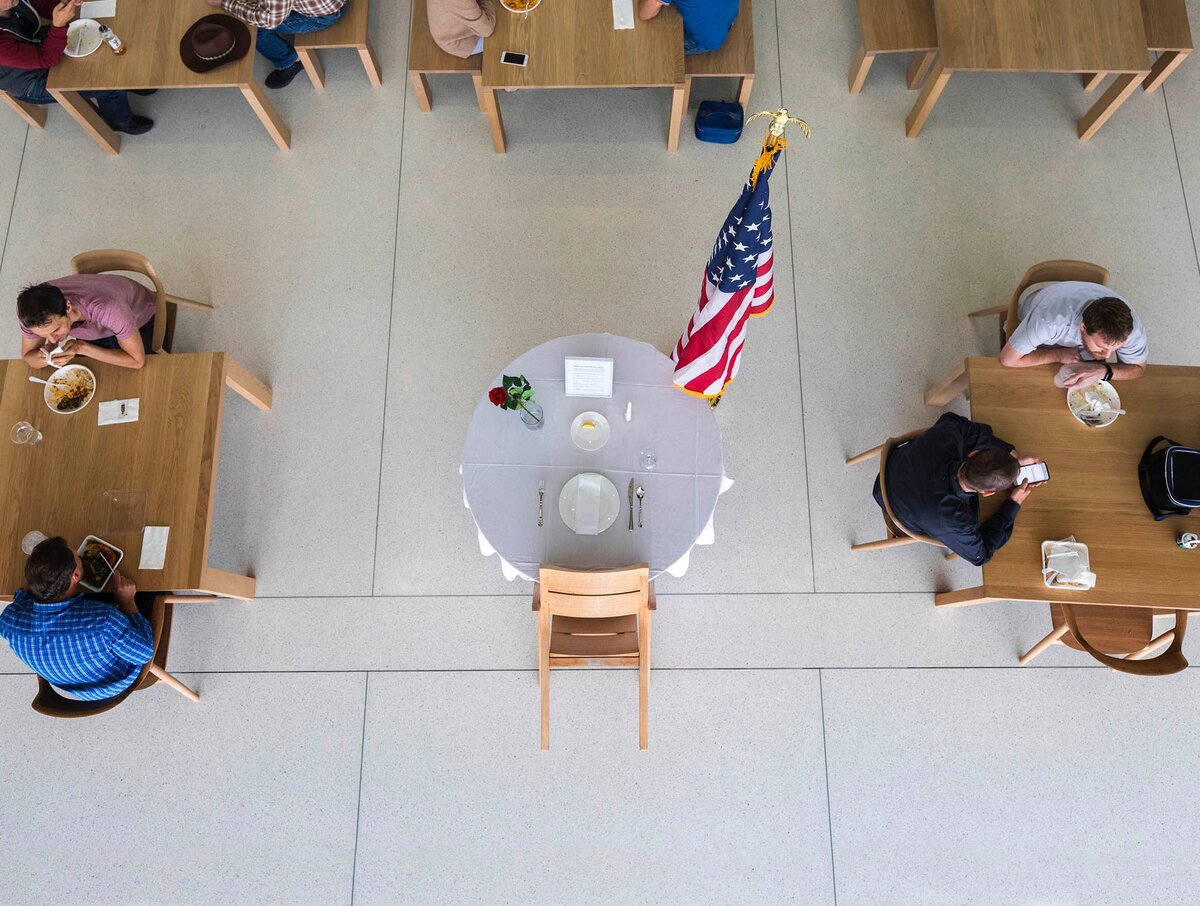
519;400;544;430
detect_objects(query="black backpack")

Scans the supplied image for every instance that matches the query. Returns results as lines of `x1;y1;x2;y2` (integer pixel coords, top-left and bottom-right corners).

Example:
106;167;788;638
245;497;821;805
1138;436;1200;520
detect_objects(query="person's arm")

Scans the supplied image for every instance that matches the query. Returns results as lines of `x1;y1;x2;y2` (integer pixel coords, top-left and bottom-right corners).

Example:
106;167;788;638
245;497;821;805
73;331;146;369
207;0;288;30
639;0;665;20
467;0;496;37
106;574;154;665
943;498;1022;566
998;342;1078;368
21;336;53;369
0;1;74;69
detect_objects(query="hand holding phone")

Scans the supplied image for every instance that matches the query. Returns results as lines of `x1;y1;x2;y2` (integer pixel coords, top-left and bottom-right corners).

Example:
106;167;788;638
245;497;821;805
1016;461;1049;485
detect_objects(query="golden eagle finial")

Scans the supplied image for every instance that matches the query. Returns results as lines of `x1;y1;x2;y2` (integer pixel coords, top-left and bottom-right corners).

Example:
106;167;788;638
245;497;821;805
746;107;811;139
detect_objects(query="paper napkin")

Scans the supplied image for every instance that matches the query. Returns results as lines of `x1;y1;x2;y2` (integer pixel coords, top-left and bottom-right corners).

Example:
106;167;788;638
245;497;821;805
79;0;116;17
612;0;635;32
98;398;139;425
575;474;602;535
139;526;169;570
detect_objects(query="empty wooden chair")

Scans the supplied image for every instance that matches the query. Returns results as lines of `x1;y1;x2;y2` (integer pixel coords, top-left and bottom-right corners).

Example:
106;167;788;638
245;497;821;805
681;0;756;116
1020;603;1188;675
848;0;938;94
71;248;213;354
846;429;958;560
534;564;654;750
2;92;47;130
1083;0;1193;93
294;0;382;89
31;595;214;718
967;259;1110;350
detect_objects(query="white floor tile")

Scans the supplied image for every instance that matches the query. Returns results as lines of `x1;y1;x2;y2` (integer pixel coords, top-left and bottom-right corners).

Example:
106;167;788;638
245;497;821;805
353;669;834;905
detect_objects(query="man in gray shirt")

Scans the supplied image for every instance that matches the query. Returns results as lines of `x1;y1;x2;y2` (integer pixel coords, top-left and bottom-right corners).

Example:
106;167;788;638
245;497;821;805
1000;281;1148;386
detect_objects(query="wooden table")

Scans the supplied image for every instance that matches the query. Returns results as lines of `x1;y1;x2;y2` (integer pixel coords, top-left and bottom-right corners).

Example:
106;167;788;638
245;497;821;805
47;0;290;155
0;353;271;600
479;1;686;153
929;357;1200;611
906;0;1151;140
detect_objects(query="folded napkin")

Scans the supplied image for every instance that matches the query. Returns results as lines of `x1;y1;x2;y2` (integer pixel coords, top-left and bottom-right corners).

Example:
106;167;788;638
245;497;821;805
139;526;169;570
612;0;634;30
79;0;116;17
574;474;602;535
98;398;139;425
1042;536;1097;590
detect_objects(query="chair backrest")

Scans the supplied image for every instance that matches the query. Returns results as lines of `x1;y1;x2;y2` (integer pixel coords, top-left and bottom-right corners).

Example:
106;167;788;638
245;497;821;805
70;248;168;353
1005;259;1110;340
877;429;945;547
538;565;650;617
1061;604;1189;676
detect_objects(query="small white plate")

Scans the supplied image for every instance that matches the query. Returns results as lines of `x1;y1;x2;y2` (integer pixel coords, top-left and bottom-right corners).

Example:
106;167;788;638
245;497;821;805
558;473;620;534
1067;380;1121;428
65;19;103;58
570;411;610;451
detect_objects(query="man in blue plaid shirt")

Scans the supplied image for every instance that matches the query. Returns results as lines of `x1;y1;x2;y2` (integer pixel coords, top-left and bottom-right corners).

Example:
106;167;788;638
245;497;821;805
0;537;154;700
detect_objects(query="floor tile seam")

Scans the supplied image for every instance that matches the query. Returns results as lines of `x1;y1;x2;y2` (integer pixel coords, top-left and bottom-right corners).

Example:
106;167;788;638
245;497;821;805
0;126;30;280
368;0;414;598
773;0;817;593
1159;60;1200;283
349;672;369;906
817;670;839;906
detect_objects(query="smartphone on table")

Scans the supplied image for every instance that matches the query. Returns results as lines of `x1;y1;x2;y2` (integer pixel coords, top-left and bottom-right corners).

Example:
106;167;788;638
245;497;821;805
501;51;528;66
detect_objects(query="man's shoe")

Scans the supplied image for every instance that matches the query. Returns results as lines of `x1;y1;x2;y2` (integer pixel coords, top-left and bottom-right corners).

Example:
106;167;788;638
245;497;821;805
112;115;154;135
131;89;158;96
265;61;305;89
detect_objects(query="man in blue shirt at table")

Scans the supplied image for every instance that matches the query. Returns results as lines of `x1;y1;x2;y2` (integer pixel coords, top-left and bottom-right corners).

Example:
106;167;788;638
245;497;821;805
873;413;1042;566
0;536;153;700
639;0;739;54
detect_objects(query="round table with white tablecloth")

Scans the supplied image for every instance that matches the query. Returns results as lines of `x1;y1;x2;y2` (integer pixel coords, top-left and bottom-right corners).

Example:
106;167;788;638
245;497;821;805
461;333;731;582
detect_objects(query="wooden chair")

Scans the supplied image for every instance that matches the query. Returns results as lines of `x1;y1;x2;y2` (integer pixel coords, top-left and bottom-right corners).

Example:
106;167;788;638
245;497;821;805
846;430;958;560
2;92;48;130
294;0;382;90
71;248;213;354
680;0;755;115
967;259;1110;351
1020;603;1188;675
407;0;487;112
847;0;938;94
30;595;214;718
1083;0;1193;94
534;564;654;750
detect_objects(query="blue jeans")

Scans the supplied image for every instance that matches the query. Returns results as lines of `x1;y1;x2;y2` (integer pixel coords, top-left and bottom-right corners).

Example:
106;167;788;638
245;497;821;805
16;70;133;128
256;6;348;70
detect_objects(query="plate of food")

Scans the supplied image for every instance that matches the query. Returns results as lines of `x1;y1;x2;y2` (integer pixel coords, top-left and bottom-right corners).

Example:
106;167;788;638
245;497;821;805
76;535;124;593
43;364;96;414
65;18;103;58
1067;380;1121;428
499;0;541;12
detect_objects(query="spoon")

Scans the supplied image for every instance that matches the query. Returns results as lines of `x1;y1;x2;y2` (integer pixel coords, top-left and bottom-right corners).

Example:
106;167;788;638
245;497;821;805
636;486;645;528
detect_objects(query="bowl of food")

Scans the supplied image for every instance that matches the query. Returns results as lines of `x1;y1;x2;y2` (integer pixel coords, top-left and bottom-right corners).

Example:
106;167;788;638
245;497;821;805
44;364;96;415
1067;380;1121;428
500;0;541;11
570;411;610;451
76;535;123;593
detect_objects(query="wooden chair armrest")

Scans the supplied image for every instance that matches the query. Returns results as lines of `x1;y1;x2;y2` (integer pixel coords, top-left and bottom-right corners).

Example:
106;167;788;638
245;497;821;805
1062;605;1189;676
163;294;213;311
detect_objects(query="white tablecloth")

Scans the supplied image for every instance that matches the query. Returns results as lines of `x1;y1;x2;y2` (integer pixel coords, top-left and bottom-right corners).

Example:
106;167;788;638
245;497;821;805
461;333;730;581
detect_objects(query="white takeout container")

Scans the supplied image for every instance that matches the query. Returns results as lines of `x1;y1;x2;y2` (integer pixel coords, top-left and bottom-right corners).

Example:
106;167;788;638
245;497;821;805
44;364;97;415
76;534;124;593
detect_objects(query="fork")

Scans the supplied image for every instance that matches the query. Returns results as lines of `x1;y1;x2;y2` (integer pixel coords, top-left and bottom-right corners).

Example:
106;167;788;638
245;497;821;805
537;479;545;527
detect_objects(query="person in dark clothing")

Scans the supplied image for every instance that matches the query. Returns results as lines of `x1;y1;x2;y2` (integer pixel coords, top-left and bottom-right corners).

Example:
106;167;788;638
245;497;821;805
0;0;154;134
872;413;1042;566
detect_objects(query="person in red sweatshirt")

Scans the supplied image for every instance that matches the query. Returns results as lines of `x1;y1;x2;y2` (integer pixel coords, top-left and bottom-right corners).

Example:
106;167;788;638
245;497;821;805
0;0;154;134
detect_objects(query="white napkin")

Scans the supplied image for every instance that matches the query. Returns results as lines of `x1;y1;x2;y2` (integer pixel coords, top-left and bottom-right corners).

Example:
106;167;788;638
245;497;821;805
1041;536;1097;589
98;398;139;425
612;0;634;30
79;0;116;17
574;474;602;535
138;526;169;570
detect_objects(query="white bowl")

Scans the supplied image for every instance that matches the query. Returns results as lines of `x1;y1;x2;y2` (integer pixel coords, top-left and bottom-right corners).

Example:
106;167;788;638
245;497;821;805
44;364;97;415
570;411;610;451
65;18;103;58
558;473;620;534
1067;380;1121;428
500;0;541;11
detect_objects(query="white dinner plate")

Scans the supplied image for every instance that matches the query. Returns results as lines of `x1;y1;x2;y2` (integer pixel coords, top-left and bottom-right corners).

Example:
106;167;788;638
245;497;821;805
558;473;621;534
1067;380;1121;428
66;19;103;57
570;411;610;451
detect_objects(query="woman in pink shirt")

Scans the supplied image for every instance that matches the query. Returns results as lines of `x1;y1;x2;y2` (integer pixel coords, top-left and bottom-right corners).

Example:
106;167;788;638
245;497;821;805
17;275;158;370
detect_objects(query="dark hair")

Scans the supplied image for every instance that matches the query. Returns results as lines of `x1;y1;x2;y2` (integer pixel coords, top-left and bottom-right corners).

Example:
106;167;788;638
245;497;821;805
25;536;77;603
16;283;68;329
1081;297;1134;344
961;449;1019;493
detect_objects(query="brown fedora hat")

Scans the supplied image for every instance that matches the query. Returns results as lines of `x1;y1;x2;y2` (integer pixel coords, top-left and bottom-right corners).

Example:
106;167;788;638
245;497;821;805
180;14;251;73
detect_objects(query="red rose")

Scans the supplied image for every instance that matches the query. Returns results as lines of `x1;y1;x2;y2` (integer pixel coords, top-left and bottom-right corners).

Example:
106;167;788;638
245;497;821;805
488;387;508;407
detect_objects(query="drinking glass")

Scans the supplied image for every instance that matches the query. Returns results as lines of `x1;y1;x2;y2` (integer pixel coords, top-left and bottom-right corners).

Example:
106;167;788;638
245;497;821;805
21;531;47;555
11;421;41;446
639;449;657;470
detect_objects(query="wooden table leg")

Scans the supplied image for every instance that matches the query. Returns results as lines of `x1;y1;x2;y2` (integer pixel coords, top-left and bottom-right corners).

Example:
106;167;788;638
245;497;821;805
906;50;936;89
924;359;969;406
198;565;256;601
847;42;875;94
905;61;950;137
667;85;685;151
736;74;753;108
297;47;326;90
358;40;383;87
469;72;485;113
1144;50;1189;93
239;80;292;150
224;356;273;410
1080;71;1107;91
2;92;47;129
479;86;506;153
934;585;999;608
1077;72;1141;140
47;89;120;155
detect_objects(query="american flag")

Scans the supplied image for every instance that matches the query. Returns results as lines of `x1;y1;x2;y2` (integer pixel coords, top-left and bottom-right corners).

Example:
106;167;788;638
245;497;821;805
671;151;778;398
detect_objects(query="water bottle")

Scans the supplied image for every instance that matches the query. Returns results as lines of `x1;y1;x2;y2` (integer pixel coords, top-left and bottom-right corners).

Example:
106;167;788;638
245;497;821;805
1177;532;1199;550
98;24;126;55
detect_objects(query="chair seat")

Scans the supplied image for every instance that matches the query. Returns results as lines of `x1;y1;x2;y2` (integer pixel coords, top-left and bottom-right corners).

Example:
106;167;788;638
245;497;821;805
550;614;639;658
685;0;755;77
1051;604;1153;655
1141;0;1193;52
855;0;937;53
294;0;370;48
407;0;482;73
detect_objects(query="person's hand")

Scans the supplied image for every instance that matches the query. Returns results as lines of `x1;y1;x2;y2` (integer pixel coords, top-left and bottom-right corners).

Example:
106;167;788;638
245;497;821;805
1011;450;1040;467
46;338;78;367
50;0;79;29
1010;478;1034;505
112;572;138;612
1060;361;1107;388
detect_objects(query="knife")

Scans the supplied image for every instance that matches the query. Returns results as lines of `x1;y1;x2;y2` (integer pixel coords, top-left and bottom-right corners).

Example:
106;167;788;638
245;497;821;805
627;478;635;532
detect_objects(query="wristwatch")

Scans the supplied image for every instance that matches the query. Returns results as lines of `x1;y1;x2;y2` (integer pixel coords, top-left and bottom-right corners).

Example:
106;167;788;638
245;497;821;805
1103;363;1114;382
